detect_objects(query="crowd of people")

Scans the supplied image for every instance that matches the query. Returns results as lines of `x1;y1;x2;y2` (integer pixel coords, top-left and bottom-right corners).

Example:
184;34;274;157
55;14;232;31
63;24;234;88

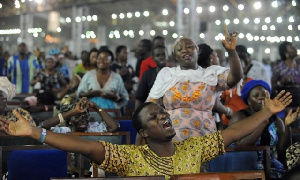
0;23;300;179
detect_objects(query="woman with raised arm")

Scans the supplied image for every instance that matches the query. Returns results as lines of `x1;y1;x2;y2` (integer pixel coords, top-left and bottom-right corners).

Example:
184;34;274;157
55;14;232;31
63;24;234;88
229;80;299;179
136;24;243;144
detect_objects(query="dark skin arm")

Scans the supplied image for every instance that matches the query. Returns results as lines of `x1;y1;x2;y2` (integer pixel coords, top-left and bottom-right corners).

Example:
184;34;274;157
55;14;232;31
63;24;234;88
79;89;119;101
222;90;292;147
213;98;232;117
40;98;119;132
222;24;243;88
0;112;105;165
20;101;54;114
229;110;268;146
276;107;300;165
85;99;119;132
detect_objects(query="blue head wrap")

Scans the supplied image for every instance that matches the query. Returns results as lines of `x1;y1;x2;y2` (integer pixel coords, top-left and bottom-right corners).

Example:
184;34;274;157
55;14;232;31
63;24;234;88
241;80;271;105
48;48;60;55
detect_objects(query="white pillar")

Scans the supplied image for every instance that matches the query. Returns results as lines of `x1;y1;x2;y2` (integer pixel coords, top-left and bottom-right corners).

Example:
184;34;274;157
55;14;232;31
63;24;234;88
97;26;107;48
176;0;184;36
141;24;151;39
20;14;34;52
189;0;199;41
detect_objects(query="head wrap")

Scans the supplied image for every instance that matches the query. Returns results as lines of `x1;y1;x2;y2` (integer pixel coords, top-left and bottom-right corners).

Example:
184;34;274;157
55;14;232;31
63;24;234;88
0;77;16;100
60;95;77;113
241;80;271;105
172;37;199;54
286;142;300;170
48;48;60;55
45;55;57;62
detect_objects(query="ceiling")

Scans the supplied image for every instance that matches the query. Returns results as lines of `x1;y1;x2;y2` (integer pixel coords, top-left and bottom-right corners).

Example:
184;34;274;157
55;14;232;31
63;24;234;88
0;0;299;60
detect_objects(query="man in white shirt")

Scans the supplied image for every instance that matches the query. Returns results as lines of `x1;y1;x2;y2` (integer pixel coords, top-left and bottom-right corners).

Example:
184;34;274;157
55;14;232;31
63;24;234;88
236;45;271;87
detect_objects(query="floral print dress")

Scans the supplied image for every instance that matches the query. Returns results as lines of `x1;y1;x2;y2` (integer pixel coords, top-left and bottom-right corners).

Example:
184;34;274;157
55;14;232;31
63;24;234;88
150;70;230;141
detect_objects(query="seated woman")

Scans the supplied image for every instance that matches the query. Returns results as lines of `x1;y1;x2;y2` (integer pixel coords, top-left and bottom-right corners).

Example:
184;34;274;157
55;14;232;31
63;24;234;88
39;96;119;133
30;55;67;97
229;80;300;179
77;48;129;111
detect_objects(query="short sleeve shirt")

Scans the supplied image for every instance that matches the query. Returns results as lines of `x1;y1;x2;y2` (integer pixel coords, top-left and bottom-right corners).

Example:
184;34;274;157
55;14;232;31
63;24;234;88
92;131;225;179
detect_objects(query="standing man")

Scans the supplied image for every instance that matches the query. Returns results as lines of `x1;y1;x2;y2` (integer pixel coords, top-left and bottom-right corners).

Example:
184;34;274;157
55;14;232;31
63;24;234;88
7;43;41;93
138;36;166;81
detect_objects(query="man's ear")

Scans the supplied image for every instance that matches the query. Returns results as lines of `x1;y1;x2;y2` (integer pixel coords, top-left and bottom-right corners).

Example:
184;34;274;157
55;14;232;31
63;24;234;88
139;129;148;138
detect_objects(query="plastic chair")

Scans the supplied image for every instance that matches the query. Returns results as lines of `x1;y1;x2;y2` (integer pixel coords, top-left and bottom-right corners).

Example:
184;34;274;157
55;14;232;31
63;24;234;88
7;149;67;180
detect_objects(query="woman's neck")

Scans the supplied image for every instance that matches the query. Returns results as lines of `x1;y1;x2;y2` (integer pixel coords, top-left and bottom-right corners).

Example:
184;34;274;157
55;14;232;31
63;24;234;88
97;68;110;75
45;68;55;74
180;64;199;70
285;59;296;68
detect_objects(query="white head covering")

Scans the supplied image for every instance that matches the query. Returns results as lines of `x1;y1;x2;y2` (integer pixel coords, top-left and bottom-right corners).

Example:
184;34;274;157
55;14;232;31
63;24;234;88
0;77;16;100
149;65;229;99
45;55;57;62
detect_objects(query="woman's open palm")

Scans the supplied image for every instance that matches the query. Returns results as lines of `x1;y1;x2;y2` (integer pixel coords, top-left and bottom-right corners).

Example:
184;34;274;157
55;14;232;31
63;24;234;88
285;107;300;126
265;90;292;114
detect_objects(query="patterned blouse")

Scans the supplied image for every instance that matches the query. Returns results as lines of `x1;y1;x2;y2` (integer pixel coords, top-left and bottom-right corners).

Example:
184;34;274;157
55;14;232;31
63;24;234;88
149;70;230;141
272;60;300;85
32;70;67;92
92;131;225;179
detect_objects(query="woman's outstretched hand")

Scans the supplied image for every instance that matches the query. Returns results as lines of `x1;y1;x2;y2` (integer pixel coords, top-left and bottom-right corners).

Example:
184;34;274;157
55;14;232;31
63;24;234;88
0;109;32;136
285;107;300;126
222;23;239;51
264;90;292;114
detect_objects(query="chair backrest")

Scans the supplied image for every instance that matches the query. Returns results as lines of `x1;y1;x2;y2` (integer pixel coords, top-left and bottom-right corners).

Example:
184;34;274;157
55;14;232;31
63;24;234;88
71;132;130;177
207;146;271;180
51;175;165;180
118;120;137;144
5;145;67;180
170;170;265;180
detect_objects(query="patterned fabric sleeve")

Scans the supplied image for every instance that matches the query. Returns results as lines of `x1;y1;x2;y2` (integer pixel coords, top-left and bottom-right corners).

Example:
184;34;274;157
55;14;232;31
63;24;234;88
198;131;225;162
91;141;130;176
57;71;67;86
216;69;230;92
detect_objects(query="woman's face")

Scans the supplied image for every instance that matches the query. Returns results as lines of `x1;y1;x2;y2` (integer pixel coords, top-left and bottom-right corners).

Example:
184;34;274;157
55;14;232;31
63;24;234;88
97;52;112;70
247;86;267;112
45;58;56;70
71;113;89;132
89;52;98;67
174;38;198;70
210;51;220;65
118;48;128;63
286;43;297;59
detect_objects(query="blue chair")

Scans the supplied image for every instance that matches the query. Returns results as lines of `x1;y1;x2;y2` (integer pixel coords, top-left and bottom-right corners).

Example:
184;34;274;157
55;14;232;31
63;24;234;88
7;149;67;180
207;146;271;180
118;120;137;144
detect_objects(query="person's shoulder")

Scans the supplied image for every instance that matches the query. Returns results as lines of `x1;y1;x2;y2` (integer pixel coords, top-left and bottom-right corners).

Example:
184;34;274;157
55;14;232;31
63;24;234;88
251;60;264;67
111;63;120;69
144;67;157;75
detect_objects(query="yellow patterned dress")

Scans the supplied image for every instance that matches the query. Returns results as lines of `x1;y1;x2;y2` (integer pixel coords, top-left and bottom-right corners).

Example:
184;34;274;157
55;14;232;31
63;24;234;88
92;131;225;179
